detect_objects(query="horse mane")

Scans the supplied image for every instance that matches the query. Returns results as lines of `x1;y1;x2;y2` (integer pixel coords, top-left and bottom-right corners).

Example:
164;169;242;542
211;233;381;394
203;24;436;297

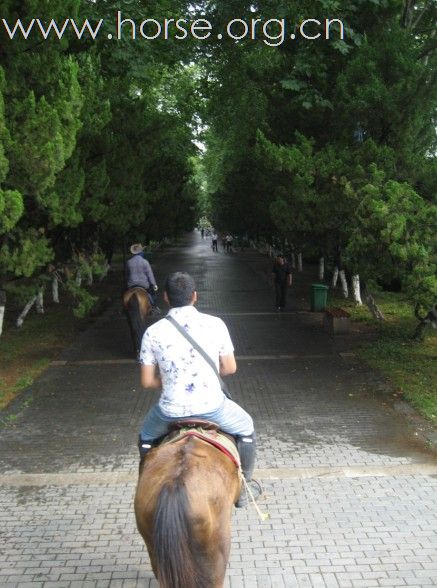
153;478;211;588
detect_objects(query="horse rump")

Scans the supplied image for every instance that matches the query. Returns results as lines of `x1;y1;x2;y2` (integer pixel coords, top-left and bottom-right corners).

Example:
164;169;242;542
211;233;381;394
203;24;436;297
135;437;238;588
124;290;150;354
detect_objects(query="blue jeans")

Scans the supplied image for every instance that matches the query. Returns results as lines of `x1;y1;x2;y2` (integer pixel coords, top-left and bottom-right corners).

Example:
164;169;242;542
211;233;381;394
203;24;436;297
140;398;254;442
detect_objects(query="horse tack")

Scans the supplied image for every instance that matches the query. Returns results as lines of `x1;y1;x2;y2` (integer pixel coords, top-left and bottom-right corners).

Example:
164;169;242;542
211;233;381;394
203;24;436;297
164;426;241;468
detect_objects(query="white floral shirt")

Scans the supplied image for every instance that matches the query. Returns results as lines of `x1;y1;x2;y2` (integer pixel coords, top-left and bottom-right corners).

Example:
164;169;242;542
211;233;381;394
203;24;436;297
139;306;234;417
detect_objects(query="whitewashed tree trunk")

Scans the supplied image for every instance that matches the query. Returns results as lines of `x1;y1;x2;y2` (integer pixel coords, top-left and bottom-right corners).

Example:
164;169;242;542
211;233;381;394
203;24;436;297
339;270;349;298
318;257;325;281
331;266;339;288
16;295;37;327
363;286;385;320
290;253;296;269
351;275;363;305
36;288;44;314
52;275;60;303
297;252;303;272
0;290;6;337
76;270;82;287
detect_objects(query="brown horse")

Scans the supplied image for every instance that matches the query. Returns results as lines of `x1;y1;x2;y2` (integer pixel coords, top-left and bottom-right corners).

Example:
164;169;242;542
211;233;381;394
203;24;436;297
134;433;241;588
122;287;152;355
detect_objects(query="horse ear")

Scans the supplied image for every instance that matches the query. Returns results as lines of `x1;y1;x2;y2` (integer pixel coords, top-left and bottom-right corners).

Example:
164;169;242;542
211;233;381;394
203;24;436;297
163;291;169;306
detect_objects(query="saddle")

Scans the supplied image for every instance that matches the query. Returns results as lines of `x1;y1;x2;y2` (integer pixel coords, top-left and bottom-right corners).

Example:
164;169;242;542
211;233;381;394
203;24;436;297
162;418;241;468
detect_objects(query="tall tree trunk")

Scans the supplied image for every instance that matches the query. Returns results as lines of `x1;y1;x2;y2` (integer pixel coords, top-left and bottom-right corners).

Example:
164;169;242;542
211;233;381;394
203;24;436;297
76;270;82;287
297;252;303;272
290;252;296;269
351;275;362;305
339;270;349;298
331;266;339;288
318;257;325;281
16;295;37;327
362;282;385;320
0;290;6;337
52;274;59;303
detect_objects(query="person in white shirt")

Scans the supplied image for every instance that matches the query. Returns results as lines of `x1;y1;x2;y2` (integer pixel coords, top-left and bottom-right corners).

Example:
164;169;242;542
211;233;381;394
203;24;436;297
138;271;261;506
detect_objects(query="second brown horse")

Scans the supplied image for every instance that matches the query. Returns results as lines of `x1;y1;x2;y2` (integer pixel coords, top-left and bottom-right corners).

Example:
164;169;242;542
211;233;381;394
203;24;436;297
122;287;152;355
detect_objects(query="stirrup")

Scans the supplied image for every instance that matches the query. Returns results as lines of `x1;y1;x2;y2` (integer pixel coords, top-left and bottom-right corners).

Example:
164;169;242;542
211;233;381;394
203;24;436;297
138;439;153;459
235;478;263;508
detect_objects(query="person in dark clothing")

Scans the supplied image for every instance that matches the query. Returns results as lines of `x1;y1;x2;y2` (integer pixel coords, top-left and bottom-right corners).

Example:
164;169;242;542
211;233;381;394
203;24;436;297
272;253;292;311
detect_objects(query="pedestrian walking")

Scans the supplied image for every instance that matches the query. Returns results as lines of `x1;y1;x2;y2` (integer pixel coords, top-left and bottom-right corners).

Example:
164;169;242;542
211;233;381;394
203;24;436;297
211;230;218;252
272;252;292;311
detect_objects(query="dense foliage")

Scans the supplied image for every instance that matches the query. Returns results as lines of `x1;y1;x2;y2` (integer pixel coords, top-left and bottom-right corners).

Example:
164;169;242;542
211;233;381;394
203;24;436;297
0;0;435;328
201;0;436;317
0;0;200;317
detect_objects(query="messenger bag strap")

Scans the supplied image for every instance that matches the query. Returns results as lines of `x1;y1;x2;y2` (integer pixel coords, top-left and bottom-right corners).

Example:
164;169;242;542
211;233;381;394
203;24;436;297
165;315;232;400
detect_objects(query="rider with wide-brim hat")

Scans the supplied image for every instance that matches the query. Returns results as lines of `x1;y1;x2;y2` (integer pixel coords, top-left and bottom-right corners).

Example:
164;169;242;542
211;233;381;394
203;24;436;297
126;243;158;301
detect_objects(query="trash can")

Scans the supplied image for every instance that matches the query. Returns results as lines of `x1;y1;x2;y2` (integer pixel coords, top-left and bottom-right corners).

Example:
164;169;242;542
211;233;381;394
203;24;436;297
311;283;329;311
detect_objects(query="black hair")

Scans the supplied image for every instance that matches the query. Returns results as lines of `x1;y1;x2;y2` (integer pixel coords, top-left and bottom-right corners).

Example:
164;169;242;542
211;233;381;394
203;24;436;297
165;272;196;307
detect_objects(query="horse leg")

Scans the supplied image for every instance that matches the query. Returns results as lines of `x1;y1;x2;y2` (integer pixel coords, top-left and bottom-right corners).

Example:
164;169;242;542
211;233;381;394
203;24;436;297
124;309;138;355
127;294;146;356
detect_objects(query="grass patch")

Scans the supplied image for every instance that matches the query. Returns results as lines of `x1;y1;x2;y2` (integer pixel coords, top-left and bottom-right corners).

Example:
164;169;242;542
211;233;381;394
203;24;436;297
329;289;437;422
0;305;87;409
0;265;123;410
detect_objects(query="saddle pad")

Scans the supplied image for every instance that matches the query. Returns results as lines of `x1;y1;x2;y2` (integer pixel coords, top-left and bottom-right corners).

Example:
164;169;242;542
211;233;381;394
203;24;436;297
165;427;241;468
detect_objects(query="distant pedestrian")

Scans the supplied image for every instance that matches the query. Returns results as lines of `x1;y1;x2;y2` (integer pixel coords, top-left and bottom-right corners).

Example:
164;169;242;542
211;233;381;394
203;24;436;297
225;234;233;253
211;231;218;252
272;253;292;311
201;228;204;239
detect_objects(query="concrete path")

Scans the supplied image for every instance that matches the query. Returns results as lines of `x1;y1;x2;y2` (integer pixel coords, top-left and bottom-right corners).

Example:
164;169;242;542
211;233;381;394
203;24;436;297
1;232;436;587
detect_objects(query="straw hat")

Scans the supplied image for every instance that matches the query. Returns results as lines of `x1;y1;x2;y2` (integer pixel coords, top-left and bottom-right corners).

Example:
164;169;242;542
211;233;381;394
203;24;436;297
130;243;145;255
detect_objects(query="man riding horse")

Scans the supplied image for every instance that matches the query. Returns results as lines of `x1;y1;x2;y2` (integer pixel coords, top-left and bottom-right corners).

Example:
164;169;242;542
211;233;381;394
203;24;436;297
126;243;159;307
137;271;262;507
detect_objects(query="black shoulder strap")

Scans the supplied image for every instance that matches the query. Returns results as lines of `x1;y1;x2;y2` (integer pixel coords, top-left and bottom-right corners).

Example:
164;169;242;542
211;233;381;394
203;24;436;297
165;315;232;400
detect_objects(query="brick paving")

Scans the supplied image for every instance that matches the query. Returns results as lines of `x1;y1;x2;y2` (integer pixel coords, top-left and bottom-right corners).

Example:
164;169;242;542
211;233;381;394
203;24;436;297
1;232;436;587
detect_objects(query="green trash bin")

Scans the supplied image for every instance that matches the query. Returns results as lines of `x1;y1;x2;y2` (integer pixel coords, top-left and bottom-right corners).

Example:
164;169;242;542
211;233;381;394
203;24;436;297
311;283;329;311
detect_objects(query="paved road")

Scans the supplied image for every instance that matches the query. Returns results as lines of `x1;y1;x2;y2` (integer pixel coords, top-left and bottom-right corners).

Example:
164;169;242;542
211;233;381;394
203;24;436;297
1;232;436;587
